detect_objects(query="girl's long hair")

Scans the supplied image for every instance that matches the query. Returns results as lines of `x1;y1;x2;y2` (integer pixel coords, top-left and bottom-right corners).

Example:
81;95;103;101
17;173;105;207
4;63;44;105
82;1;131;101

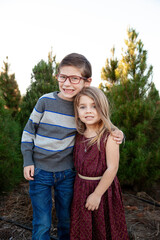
74;86;117;150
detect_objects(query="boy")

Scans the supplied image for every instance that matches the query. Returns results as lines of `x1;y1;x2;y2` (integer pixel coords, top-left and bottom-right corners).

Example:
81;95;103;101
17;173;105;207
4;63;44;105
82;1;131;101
21;53;123;240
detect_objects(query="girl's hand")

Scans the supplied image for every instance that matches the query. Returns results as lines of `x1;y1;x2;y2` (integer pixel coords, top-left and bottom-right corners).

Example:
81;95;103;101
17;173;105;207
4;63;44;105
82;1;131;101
85;192;101;211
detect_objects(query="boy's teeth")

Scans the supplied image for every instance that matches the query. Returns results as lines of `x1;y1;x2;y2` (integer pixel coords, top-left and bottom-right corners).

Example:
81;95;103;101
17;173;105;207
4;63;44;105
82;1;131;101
65;89;73;93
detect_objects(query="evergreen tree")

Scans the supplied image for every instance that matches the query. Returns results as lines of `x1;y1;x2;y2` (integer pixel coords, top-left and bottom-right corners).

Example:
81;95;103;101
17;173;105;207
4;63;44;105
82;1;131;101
0;91;22;192
100;47;119;91
0;57;21;116
100;28;160;189
18;51;59;130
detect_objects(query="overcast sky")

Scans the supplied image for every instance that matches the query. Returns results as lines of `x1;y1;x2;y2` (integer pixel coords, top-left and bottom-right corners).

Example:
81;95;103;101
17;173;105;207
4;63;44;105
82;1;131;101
0;0;160;95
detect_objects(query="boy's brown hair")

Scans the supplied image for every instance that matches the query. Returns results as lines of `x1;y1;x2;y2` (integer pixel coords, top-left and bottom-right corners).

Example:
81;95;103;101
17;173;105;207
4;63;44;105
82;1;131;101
58;53;92;78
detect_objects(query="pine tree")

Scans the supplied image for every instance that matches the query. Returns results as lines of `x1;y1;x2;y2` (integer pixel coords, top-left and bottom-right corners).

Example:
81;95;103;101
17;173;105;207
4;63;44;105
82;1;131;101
100;47;119;91
0;91;22;192
0;57;21;116
100;28;160;189
18;51;59;130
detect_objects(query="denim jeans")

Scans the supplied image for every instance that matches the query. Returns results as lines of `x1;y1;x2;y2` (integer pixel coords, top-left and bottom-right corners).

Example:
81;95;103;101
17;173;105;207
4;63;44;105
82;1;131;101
29;167;76;240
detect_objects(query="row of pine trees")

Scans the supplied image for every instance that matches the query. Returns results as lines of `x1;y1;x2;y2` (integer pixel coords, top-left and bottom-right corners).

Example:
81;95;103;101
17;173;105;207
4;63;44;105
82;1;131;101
0;28;160;193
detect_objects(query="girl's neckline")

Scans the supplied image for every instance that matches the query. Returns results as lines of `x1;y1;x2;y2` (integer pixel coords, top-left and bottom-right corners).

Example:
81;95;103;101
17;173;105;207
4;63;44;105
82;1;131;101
83;134;97;139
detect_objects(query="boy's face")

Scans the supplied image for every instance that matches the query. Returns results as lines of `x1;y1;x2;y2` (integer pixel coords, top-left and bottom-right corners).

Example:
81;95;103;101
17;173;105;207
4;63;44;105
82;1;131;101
58;66;91;101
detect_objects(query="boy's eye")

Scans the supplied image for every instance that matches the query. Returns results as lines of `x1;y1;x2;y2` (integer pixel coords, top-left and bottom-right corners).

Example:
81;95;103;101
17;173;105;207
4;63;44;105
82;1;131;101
59;75;66;80
70;76;80;83
71;77;79;80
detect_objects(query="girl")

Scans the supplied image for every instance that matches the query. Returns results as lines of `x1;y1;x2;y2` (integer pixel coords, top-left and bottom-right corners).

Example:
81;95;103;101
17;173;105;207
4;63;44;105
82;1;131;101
70;86;129;240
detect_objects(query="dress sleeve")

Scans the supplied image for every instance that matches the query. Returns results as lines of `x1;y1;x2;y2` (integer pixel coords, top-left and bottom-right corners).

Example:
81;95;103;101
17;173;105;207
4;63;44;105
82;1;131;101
21;98;44;167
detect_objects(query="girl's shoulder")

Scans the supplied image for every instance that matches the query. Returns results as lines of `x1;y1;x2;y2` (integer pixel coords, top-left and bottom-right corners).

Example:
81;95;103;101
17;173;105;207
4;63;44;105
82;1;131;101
102;130;110;141
100;130;110;149
75;133;83;141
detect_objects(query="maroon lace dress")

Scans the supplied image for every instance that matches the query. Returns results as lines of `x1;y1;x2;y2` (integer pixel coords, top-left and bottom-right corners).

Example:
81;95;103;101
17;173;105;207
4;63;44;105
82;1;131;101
70;133;129;240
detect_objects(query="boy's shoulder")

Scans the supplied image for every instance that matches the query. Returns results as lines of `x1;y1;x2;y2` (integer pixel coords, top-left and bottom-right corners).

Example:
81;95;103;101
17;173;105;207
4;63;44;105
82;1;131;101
39;92;57;101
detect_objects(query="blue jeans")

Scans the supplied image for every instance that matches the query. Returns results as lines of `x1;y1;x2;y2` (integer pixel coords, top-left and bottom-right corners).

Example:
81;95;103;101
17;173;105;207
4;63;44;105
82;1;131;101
29;167;76;240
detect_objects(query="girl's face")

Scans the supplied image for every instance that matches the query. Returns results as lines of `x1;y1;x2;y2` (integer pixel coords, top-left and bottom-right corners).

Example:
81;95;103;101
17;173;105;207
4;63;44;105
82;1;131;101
77;95;100;127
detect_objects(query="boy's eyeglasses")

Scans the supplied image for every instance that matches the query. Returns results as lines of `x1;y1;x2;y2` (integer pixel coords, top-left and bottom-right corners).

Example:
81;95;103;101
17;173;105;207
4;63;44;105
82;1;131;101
56;74;88;84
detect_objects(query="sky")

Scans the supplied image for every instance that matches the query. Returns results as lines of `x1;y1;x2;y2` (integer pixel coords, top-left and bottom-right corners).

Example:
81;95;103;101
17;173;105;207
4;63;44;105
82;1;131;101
0;0;160;95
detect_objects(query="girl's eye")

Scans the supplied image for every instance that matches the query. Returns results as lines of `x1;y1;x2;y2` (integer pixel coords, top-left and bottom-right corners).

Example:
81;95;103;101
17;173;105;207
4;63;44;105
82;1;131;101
79;106;85;109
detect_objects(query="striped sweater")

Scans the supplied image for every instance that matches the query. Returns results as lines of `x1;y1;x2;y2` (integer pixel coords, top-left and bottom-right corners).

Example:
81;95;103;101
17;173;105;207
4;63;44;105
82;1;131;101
21;92;76;172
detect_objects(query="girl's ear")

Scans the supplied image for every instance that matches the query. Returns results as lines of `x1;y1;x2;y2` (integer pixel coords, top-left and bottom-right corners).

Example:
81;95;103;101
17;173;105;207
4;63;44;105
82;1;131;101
84;78;92;87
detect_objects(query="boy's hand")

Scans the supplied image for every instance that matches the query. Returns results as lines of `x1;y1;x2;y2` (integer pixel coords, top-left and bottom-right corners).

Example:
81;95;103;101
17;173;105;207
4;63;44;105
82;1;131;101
111;129;124;144
24;165;34;181
85;192;101;211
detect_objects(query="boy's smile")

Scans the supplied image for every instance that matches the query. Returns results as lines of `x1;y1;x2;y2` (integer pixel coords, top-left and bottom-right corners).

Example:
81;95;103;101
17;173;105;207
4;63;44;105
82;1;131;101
58;66;91;101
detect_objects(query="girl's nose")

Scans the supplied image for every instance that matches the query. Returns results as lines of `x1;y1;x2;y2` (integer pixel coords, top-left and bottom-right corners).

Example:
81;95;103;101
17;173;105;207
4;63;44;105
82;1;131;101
86;107;91;112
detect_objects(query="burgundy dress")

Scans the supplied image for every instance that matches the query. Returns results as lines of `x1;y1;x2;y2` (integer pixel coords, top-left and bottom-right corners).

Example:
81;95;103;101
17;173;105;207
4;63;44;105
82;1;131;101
70;133;129;240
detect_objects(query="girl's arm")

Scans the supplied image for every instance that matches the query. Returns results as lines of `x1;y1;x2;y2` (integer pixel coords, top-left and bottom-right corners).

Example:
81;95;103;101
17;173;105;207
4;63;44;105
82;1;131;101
85;134;119;211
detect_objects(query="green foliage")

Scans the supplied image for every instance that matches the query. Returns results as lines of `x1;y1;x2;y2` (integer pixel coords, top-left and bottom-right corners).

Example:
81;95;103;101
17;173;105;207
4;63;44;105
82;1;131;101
0;92;23;192
18;51;59;130
101;47;119;90
108;83;160;188
101;28;160;189
0;57;21;117
0;51;59;193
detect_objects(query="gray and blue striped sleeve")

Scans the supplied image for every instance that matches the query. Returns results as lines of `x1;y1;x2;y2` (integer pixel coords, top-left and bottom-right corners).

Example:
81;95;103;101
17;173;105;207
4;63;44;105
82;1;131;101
21;98;44;167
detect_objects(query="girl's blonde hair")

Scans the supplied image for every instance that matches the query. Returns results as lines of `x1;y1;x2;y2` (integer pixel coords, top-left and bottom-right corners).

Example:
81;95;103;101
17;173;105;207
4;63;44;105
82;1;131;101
74;86;117;150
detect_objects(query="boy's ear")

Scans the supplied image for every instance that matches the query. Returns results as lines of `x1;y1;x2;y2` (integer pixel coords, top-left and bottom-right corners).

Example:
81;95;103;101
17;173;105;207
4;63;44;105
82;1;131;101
85;78;92;87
